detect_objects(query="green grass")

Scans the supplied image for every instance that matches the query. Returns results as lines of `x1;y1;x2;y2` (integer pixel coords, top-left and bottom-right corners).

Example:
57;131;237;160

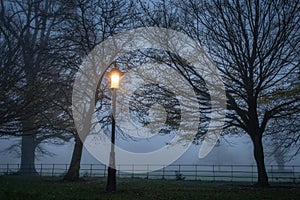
0;176;299;200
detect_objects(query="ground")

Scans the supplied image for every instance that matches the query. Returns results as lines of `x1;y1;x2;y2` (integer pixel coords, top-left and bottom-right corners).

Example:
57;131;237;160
0;176;299;200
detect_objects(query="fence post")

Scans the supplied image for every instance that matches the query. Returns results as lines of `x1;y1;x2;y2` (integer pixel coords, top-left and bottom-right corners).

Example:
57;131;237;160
213;165;215;181
292;166;295;183
132;164;134;178
89;164;92;177
162;166;165;179
231;165;233;182
195;165;197;181
146;164;149;179
103;165;106;177
271;165;273;182
40;164;43;176
52;164;55;177
251;165;254;183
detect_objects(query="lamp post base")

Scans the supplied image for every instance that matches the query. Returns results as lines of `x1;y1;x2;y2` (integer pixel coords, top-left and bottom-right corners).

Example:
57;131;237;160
106;166;116;192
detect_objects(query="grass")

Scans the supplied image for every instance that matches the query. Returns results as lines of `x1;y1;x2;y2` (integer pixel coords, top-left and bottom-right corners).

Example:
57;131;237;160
0;176;299;200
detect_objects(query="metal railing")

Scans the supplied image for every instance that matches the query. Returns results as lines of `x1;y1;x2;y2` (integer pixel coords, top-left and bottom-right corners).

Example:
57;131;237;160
1;163;299;183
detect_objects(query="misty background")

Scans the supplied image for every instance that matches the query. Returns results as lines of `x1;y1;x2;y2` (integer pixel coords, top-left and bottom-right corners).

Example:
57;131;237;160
1;135;299;166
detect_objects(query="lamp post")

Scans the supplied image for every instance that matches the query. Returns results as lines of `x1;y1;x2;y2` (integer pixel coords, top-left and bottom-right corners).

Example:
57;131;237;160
106;66;123;192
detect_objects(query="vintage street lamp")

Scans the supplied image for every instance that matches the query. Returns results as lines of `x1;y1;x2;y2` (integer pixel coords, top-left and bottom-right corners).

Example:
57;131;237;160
106;65;123;192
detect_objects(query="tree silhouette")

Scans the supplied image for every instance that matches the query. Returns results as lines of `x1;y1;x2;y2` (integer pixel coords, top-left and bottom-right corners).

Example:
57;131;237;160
179;0;300;187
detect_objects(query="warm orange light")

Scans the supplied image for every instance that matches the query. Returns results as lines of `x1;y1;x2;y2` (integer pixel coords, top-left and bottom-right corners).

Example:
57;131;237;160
111;73;120;89
109;68;123;89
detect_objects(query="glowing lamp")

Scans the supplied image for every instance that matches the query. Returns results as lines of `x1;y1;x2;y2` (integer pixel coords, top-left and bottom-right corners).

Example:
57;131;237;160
109;68;123;89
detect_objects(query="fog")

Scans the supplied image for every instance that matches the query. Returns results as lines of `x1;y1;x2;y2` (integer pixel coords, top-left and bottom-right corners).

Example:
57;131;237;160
1;134;299;166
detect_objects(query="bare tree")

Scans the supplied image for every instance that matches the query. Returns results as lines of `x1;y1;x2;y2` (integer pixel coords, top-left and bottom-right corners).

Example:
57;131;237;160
62;0;136;181
0;0;73;174
178;0;300;187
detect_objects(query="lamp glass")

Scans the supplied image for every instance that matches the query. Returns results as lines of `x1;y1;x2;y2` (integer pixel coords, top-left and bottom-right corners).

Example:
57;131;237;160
110;73;120;89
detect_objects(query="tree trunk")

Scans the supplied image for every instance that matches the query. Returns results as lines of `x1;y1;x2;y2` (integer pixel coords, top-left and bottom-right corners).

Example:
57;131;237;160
19;134;38;175
251;135;269;187
63;135;83;181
